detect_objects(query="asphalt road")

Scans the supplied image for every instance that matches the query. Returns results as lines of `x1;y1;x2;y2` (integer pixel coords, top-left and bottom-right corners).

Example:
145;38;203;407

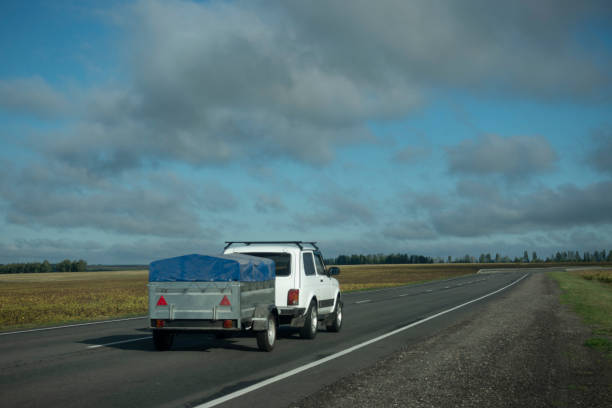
0;271;531;408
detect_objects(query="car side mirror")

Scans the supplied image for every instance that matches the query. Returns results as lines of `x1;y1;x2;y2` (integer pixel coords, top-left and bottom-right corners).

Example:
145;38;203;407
327;266;340;276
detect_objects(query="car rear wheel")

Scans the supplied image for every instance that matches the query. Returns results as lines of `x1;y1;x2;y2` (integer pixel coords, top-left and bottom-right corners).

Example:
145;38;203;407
300;300;318;339
326;298;342;332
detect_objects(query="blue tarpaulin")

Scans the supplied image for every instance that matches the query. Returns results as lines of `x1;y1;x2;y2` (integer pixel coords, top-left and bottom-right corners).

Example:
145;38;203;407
149;253;275;282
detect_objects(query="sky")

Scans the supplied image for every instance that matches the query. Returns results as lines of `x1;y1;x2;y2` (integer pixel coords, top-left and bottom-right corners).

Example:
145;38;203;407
1;0;612;264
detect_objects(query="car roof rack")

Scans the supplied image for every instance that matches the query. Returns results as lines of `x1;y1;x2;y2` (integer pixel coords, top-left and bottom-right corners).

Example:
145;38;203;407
224;241;319;251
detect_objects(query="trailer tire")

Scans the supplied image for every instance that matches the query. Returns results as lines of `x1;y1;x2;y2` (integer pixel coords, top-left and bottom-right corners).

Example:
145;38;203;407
256;313;276;352
326;298;342;332
300;300;318;339
153;330;174;351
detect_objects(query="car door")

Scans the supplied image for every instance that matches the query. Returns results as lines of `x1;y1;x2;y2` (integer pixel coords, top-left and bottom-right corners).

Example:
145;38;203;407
301;251;326;312
313;251;335;314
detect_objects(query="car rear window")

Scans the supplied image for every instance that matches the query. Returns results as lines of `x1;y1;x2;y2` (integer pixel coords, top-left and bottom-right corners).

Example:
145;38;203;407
243;253;291;277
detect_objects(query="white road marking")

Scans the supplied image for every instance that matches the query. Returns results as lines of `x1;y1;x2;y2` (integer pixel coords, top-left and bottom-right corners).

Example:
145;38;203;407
87;336;152;349
194;273;529;408
425;289;433;293
0;316;148;336
354;299;371;304
399;293;410;297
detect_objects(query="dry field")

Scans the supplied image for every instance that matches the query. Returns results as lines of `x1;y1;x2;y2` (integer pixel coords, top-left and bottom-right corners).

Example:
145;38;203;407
0;271;148;331
0;263;555;331
334;263;481;291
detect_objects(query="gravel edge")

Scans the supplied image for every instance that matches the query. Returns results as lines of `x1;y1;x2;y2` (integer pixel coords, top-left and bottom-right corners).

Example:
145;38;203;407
289;273;612;408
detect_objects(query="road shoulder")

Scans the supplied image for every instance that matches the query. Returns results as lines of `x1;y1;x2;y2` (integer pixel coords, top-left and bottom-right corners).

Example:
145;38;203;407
290;273;612;408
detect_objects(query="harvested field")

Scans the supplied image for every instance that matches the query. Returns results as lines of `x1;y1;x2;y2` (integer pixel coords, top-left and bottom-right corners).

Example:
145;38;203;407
0;271;148;331
334;263;481;291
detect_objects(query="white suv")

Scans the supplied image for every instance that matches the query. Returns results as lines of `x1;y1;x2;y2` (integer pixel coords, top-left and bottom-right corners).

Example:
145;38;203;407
223;241;342;338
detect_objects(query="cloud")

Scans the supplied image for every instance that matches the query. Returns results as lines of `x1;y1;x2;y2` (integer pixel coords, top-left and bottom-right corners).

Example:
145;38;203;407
382;220;437;241
41;0;611;175
430;181;612;237
587;128;612;174
0;77;69;119
275;0;612;100
0;237;220;264
254;194;286;214
295;192;375;227
393;146;431;164
0;164;233;238
446;134;557;179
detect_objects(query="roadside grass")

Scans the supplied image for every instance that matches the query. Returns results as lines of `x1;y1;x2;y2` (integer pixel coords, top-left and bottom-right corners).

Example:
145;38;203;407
0;271;148;331
579;269;612;284
549;271;612;358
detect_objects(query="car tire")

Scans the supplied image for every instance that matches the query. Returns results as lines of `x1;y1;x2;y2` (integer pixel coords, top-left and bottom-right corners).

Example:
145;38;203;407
256;313;277;352
299;300;318;339
326;298;342;332
153;330;174;351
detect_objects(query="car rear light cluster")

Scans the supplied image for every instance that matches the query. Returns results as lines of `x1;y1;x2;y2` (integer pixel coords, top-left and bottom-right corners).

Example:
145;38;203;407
287;289;299;305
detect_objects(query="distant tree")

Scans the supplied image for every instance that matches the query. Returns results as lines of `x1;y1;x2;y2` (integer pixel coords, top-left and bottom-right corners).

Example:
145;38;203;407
531;251;538;262
583;251;591;262
76;259;87;272
41;260;52;273
523;250;529;263
495;253;501;263
56;259;72;272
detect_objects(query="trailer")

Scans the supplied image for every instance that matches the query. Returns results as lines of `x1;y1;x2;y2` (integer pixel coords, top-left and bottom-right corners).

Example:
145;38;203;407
148;253;278;351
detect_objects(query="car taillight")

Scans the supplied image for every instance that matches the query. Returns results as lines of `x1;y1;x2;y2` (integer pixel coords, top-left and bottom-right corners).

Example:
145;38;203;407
287;289;299;305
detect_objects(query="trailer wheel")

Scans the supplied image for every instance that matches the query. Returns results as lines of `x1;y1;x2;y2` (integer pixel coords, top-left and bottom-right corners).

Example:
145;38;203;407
326;298;342;332
153;330;174;351
256;313;276;352
300;300;318;339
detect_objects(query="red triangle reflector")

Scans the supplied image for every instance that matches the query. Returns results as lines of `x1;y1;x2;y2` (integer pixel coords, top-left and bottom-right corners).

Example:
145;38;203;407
156;296;168;306
220;295;231;306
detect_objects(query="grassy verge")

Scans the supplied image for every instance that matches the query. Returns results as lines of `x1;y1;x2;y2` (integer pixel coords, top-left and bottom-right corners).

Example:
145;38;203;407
0;271;148;331
548;270;612;358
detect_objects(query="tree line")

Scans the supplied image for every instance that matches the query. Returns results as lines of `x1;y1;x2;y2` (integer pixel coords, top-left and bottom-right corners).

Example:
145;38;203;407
326;253;434;265
327;249;612;265
0;259;88;274
463;249;612;264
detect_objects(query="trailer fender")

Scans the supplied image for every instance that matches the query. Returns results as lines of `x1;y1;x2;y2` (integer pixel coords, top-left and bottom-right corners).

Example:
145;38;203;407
252;304;275;331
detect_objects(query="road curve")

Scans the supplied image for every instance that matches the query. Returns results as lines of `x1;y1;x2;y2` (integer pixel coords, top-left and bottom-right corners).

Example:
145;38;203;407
0;271;531;408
